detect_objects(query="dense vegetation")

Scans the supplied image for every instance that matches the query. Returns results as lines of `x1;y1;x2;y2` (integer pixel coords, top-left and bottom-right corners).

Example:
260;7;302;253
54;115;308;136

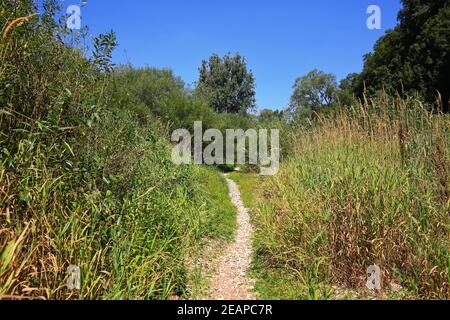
196;53;256;115
238;2;449;300
355;0;450;113
252;96;449;300
0;0;235;299
0;0;448;301
288;1;450;116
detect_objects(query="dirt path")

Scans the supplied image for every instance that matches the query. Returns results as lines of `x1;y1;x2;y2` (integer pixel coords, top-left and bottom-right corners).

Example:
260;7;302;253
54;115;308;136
209;174;256;300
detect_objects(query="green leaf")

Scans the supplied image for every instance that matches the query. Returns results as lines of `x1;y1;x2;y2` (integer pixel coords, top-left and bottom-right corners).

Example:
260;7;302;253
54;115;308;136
0;241;16;275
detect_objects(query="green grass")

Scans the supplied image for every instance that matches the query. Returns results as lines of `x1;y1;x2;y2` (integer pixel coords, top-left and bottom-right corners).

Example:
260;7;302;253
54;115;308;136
0;2;238;300
227;172;260;209
200;168;237;241
251;259;316;300
228;171;332;300
1;0;448;301
187;168;237;299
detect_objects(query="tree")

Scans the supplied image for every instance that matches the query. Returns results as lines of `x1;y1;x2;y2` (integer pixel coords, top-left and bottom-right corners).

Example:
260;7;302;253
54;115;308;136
196;53;256;114
259;109;284;122
289;69;338;115
357;0;450;112
337;73;360;107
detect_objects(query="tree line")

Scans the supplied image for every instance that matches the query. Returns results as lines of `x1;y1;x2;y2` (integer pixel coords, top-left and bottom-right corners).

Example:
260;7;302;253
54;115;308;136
198;0;449;120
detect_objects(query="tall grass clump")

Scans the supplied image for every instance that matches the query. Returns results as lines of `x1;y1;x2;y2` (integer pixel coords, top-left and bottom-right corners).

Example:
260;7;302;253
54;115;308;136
254;94;449;299
1;0;232;300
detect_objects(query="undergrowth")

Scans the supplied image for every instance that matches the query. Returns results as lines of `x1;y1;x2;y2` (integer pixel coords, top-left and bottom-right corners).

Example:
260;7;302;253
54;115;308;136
0;0;233;300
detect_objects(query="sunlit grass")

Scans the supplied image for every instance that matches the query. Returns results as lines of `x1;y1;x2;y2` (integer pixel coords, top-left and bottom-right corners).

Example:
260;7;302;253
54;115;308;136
0;2;237;300
252;97;449;300
227;172;260;209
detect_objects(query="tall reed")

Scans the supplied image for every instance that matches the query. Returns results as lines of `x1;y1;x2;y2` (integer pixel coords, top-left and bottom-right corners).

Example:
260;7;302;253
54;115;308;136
255;95;449;299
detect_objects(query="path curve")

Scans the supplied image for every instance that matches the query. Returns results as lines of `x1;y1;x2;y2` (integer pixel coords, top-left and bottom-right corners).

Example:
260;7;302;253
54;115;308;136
210;174;256;300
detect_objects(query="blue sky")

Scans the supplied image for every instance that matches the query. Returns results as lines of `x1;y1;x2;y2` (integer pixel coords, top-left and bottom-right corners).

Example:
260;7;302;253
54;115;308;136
70;0;402;111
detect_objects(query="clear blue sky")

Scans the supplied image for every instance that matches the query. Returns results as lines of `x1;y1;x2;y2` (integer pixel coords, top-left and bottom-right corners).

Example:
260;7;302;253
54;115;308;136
73;0;402;111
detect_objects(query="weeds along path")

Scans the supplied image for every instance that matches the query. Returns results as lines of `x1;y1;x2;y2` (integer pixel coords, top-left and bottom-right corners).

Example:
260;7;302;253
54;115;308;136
209;174;257;300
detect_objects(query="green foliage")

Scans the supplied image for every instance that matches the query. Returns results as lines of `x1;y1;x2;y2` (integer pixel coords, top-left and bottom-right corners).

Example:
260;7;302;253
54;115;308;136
92;31;118;73
196;53;256;115
0;0;237;300
110;66;258;133
356;0;450;112
337;73;360;107
289;69;338;118
3;0;447;302
258;109;284;123
110;66;212;130
230;171;333;300
227;172;260;209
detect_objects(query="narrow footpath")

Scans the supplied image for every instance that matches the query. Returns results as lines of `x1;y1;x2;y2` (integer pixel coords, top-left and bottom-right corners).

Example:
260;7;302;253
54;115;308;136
209;174;256;300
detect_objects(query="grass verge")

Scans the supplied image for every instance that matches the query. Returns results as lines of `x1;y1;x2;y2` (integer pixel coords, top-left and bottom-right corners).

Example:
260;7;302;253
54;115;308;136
187;168;237;299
